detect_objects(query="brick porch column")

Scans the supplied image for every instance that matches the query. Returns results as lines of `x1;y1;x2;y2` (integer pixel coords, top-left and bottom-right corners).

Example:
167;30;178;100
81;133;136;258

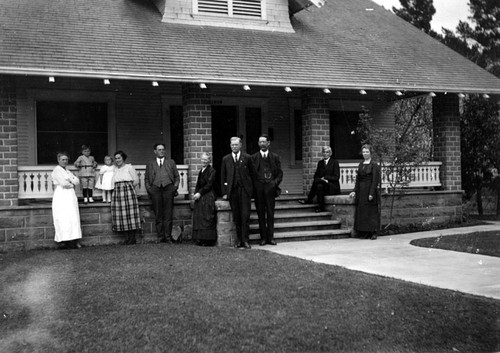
0;75;18;206
301;89;330;194
182;83;212;196
432;93;461;191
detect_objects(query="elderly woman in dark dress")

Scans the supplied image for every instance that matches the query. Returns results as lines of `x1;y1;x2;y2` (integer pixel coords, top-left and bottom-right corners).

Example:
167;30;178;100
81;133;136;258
111;150;142;245
349;144;381;240
192;152;217;246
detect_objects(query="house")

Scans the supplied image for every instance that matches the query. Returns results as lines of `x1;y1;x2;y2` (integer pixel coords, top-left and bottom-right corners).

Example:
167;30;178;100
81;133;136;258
1;0;499;250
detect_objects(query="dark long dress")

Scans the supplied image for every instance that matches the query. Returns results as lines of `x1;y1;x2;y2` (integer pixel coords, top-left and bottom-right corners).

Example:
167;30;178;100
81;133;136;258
192;165;217;243
353;161;381;233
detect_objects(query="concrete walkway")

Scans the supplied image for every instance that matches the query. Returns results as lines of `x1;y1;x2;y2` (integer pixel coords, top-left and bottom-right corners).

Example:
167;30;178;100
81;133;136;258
260;223;500;300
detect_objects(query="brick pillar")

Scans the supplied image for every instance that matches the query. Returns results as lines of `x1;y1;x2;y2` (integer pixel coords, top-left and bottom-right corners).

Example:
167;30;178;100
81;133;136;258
182;83;212;196
432;93;461;191
301;89;330;194
0;75;18;206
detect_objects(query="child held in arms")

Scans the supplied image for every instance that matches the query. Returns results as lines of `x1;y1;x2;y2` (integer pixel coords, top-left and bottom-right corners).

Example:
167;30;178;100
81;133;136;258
74;144;98;203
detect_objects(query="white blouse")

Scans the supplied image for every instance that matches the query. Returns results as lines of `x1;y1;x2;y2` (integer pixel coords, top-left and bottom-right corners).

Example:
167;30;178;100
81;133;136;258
112;163;139;186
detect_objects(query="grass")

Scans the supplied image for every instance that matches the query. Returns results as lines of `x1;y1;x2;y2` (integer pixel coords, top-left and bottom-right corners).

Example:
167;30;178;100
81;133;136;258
411;230;500;258
1;244;499;353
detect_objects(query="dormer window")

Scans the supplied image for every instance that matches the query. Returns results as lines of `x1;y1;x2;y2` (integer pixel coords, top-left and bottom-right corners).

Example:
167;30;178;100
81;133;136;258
194;0;266;19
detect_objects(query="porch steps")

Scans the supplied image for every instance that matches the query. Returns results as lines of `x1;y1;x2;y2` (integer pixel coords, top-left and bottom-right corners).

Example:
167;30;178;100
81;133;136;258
248;196;351;243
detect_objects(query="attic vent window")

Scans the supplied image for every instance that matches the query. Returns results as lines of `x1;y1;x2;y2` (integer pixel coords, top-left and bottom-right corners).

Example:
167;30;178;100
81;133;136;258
195;0;264;18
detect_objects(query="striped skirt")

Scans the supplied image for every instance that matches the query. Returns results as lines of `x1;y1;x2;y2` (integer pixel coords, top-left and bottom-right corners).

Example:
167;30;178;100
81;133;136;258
111;181;141;232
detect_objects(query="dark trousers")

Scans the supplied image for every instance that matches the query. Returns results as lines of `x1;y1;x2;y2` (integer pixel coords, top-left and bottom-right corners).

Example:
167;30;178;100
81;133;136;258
307;179;329;210
229;186;251;244
149;184;175;240
254;181;276;241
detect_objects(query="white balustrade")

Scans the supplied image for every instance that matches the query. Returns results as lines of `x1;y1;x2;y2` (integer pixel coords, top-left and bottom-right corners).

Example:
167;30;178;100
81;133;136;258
340;162;441;191
18;165;189;199
18;162;441;199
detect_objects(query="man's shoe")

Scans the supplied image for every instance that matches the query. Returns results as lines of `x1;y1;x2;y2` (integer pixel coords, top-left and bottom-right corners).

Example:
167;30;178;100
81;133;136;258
243;242;252;249
260;240;267;246
267;240;277;245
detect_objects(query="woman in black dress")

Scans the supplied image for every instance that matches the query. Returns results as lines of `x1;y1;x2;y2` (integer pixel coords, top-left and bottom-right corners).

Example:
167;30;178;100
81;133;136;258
192;152;217;246
349;144;381;240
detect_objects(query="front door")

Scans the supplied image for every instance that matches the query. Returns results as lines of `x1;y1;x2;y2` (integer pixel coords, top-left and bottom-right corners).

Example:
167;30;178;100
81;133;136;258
212;106;238;196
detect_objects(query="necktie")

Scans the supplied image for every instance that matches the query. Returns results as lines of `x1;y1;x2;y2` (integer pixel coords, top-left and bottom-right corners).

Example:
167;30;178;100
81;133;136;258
159;159;163;167
234;153;238;162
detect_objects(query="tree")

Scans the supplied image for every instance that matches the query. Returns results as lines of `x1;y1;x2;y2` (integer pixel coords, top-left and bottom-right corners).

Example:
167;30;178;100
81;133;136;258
357;96;432;225
392;0;436;34
460;95;500;215
438;0;500;215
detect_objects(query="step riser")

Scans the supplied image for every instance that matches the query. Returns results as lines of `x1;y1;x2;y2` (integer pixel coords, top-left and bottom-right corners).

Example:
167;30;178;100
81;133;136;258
249;234;350;242
250;224;341;234
250;215;333;224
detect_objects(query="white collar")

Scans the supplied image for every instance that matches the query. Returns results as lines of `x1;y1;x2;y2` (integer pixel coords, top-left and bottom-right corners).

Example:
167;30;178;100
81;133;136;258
260;151;268;158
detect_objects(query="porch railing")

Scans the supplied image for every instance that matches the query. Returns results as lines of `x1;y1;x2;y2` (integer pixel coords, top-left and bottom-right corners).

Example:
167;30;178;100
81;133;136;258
18;165;189;199
340;162;442;191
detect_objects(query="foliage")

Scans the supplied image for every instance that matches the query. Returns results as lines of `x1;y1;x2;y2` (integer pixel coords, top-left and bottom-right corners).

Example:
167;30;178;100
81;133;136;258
392;0;436;34
357;97;432;224
460;95;500;214
437;0;500;214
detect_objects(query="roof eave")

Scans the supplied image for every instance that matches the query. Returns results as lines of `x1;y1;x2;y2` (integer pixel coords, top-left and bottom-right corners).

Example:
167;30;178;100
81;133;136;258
2;66;500;95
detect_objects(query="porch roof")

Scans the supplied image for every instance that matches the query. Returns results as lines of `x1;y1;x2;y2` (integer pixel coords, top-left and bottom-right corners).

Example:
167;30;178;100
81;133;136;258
1;0;499;94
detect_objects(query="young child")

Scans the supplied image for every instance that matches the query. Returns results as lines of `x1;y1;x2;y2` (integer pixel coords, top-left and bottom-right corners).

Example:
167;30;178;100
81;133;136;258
96;155;115;203
74;144;98;203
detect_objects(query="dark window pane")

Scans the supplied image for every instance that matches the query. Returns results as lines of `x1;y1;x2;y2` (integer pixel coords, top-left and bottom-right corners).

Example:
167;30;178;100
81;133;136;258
36;101;108;165
170;106;184;165
330;111;362;159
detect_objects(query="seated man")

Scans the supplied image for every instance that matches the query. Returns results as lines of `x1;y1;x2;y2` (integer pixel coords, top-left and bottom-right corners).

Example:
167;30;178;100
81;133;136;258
299;146;341;212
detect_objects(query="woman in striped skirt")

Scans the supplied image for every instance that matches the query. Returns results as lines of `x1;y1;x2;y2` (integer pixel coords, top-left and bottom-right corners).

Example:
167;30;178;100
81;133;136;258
111;150;142;245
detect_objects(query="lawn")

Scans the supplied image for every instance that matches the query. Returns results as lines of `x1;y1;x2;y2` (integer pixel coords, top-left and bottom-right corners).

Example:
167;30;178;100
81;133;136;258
411;230;500;257
1;244;499;353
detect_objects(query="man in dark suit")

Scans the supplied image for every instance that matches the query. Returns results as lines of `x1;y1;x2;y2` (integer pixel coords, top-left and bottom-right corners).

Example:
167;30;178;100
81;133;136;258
299;146;341;212
145;143;180;243
221;137;255;249
251;134;283;246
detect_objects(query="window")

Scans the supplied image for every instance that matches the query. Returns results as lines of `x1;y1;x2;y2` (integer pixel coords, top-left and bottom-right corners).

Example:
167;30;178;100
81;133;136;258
36;101;108;165
169;106;185;165
330;111;362;160
195;0;264;18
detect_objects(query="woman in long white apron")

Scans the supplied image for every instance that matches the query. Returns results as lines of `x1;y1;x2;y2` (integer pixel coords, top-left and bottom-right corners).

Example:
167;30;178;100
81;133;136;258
52;152;83;249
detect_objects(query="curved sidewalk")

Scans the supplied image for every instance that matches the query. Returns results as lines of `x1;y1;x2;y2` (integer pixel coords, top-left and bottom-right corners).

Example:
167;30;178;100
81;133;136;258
261;223;500;300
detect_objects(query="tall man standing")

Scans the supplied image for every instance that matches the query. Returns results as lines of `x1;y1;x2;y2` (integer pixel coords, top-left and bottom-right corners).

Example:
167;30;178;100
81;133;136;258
145;143;180;243
251;134;283;246
299;146;340;212
221;137;255;249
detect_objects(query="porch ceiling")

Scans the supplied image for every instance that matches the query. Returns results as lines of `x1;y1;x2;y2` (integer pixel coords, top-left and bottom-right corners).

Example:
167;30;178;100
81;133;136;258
0;0;499;94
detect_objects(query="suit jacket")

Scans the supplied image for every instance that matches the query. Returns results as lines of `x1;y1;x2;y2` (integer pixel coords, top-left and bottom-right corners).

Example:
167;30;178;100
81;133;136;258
145;158;180;193
313;158;341;195
195;165;216;196
220;152;254;198
251;151;283;197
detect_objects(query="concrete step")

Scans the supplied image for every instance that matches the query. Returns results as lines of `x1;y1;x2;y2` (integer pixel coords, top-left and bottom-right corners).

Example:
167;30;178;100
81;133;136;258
249;228;352;242
249;219;341;234
250;211;333;224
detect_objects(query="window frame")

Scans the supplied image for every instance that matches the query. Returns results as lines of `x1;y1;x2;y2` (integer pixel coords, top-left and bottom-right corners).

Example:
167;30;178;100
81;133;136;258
193;0;267;20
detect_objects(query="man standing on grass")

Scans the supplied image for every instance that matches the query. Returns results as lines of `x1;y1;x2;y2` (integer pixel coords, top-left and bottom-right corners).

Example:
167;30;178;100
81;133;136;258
251;134;283;246
221;137;255;249
145;143;180;243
